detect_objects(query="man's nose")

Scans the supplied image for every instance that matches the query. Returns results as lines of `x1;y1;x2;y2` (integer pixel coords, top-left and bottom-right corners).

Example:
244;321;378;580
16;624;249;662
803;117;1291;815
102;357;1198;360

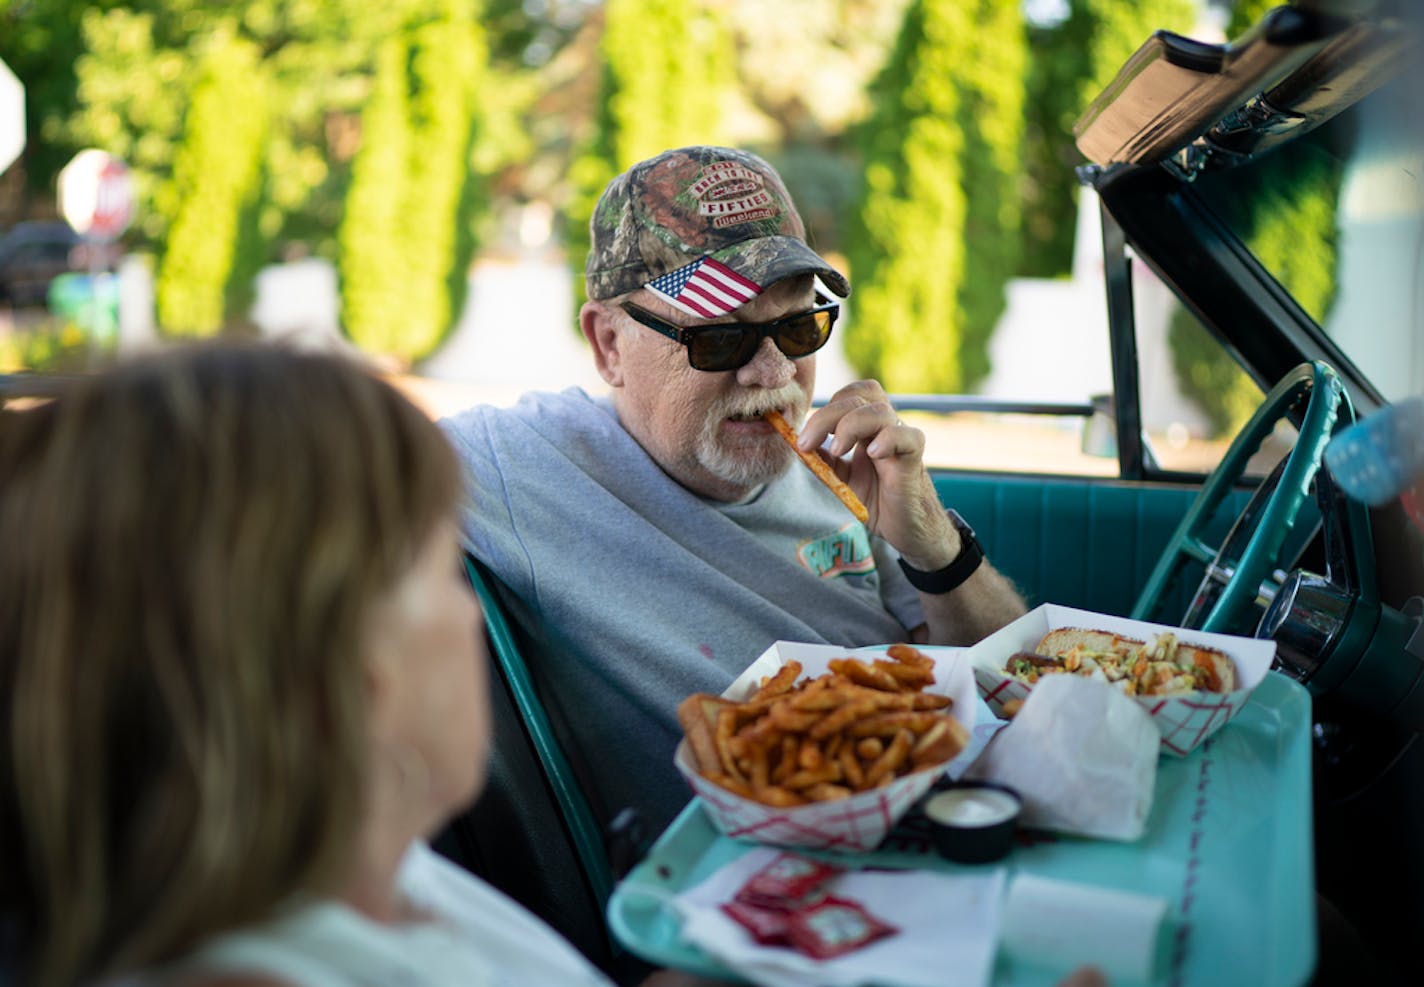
735;336;798;387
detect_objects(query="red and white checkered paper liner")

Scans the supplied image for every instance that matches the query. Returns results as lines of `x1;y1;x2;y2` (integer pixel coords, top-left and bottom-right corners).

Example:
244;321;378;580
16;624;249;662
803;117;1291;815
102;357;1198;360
674;640;976;852
966;604;1275;757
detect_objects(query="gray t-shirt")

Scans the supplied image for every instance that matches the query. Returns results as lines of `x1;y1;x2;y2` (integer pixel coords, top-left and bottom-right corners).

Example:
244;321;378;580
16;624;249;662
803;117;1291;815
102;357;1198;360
442;388;923;832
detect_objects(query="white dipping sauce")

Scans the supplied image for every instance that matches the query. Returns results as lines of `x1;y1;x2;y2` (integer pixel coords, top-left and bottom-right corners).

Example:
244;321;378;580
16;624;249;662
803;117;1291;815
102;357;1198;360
925;788;1019;828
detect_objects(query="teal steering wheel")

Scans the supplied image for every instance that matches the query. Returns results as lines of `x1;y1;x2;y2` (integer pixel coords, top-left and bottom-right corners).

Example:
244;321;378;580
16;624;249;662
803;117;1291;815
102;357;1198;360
1132;361;1348;634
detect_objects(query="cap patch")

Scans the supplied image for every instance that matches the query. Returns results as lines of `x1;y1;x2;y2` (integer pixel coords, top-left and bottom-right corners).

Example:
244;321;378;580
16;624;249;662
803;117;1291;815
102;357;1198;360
687;161;782;230
646;256;762;319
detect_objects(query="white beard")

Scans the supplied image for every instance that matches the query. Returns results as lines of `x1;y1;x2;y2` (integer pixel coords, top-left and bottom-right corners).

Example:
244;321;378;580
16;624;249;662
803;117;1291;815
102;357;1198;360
692;389;805;489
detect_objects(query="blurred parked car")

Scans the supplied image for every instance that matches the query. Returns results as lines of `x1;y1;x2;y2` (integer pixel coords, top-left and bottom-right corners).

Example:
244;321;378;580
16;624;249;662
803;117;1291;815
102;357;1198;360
0;221;81;309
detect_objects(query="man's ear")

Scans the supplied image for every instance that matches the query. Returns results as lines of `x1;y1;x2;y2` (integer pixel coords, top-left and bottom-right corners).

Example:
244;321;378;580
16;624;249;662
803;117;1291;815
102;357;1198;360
581;300;626;387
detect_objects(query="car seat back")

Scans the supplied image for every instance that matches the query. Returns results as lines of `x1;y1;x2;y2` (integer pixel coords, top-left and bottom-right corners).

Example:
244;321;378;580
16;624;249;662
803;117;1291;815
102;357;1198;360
432;556;647;982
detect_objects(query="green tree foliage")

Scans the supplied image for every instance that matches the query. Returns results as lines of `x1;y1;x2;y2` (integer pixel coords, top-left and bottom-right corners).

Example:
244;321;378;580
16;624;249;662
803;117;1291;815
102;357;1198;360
155;32;268;335
1018;0;1198;279
65;8;196;247
65;2;384;253
404;15;486;358
565;0;737;303
1165;308;1260;437
0;0;126;206
57;1;503;249
846;0;1025;393
337;37;412;358
338;9;490;364
1168;0;1342;437
1227;0;1275;38
954;0;1027;389
1170;149;1343;435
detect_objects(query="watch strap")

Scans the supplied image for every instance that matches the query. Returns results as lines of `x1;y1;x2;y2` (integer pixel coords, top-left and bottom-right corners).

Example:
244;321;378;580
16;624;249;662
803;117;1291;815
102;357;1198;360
896;510;983;594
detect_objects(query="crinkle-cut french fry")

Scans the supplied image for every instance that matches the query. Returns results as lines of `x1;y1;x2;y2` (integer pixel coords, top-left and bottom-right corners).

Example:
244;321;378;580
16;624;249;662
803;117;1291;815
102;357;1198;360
910;716;969;767
907;692;953;711
828;657;905;693
753;784;808;807
788;687;844;712
864;729;914;786
782;764;843;790
838;743;866;789
716;706;747;784
772;735;799;784
808;696;882;740
769;701;821;733
750;660;803;701
709;773;753;798
874;659;936;688
886;643;935;668
749;744;771;790
847;710;944;738
676;693;725;776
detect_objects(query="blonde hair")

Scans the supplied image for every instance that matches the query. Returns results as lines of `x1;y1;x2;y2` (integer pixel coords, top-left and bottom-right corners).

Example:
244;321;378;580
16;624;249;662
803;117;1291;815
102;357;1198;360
0;342;461;985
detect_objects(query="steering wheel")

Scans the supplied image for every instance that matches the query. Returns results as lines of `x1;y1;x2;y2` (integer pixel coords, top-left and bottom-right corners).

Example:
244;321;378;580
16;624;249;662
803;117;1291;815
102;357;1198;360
1132;361;1349;634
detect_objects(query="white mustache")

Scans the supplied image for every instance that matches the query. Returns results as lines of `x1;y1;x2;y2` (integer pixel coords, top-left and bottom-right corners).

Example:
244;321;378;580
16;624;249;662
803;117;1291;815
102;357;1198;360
714;390;807;423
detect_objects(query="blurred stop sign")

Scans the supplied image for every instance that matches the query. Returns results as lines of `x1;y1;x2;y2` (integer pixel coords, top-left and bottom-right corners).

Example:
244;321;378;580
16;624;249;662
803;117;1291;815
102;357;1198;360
59;149;136;242
0;57;22;174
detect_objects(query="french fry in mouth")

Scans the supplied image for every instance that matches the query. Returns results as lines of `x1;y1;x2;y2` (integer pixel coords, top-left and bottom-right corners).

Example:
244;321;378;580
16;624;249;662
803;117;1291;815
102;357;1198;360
764;409;869;524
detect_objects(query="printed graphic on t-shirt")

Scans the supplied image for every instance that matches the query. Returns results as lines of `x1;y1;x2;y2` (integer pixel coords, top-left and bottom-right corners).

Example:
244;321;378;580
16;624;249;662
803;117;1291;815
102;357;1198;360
797;523;875;579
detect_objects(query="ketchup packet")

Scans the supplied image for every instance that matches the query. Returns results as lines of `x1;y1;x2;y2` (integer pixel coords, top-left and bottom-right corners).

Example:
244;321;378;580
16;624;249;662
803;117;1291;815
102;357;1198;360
720;899;791;945
786;895;898;959
733;852;842;911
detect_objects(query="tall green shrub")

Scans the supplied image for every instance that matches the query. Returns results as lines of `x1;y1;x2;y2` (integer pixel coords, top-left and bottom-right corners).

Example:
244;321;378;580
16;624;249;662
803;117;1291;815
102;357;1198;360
846;0;1026;393
565;0;736;305
63;1;453;259
155;33;268;335
1168;0;1341;437
955;0;1027;389
404;16;486;359
1019;0;1197;279
338;12;489;365
338;37;413;359
1170;151;1343;435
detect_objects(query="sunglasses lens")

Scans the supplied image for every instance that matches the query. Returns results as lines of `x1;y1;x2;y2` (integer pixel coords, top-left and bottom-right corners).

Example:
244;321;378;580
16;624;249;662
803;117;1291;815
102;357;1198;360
677;302;838;371
776;310;834;358
689;327;758;371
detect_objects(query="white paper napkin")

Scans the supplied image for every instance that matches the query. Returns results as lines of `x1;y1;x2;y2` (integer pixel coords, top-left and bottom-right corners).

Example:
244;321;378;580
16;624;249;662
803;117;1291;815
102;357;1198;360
963;674;1159;840
673;847;1005;987
1001;873;1169;981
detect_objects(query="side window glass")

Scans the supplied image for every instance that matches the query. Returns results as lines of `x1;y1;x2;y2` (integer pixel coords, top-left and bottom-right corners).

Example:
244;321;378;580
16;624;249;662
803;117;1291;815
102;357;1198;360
1138;283;1293;479
905;190;1119;477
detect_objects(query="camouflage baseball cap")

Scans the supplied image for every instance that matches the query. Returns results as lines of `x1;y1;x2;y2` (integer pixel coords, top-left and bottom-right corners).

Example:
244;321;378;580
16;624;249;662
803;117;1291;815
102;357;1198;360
585;146;850;307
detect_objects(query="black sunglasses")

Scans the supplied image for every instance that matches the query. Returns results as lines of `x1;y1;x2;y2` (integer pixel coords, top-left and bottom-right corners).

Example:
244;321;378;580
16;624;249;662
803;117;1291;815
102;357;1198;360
621;293;840;372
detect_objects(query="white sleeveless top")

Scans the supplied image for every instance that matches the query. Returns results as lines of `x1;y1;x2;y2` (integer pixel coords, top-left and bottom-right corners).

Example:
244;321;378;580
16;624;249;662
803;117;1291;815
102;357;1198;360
152;843;614;987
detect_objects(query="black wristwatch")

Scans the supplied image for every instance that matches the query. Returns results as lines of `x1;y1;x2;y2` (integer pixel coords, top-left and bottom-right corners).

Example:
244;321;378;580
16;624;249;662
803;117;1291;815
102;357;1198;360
896;509;984;594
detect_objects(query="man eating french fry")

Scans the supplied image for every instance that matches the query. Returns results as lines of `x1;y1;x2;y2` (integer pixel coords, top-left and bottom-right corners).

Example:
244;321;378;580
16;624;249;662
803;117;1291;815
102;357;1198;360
443;145;1026;837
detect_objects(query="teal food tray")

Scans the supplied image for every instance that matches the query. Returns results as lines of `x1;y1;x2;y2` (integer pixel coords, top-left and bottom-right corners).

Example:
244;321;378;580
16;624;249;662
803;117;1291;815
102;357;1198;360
608;671;1315;986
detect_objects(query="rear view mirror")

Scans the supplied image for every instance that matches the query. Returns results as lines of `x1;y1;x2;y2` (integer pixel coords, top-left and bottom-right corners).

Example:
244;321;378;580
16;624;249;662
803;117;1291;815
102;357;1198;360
1081;393;1117;459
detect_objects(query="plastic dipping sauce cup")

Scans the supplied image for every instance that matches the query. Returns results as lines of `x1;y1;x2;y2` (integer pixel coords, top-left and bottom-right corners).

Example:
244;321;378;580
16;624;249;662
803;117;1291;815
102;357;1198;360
922;781;1021;864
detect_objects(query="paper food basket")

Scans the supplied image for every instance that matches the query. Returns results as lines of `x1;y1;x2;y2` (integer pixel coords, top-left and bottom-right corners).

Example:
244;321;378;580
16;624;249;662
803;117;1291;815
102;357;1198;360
966;604;1276;756
674;641;976;851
